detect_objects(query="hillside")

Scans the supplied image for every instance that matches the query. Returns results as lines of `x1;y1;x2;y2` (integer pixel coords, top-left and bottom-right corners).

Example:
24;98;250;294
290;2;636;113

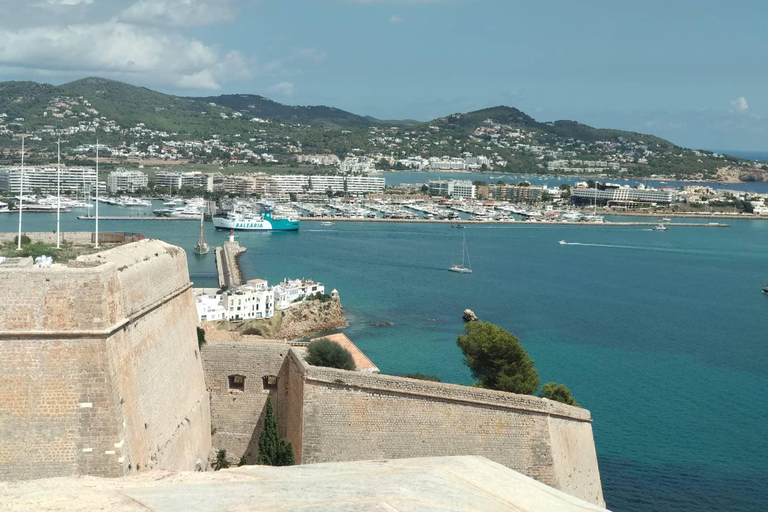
194;94;374;128
0;77;764;180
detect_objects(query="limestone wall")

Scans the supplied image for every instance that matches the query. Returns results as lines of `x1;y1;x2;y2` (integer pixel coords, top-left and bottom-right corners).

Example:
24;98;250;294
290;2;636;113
201;341;290;465
199;341;604;506
0;239;210;480
299;363;604;506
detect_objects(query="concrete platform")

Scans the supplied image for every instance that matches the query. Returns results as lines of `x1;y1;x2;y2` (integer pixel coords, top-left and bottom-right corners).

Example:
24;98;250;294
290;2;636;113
0;456;609;511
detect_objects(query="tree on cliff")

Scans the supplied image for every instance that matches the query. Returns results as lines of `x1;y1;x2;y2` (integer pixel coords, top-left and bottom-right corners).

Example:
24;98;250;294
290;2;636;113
456;321;539;395
305;338;355;371
256;396;295;466
539;382;579;407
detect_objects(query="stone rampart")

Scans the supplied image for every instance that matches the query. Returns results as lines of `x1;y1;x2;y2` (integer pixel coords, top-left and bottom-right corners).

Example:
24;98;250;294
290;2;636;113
201;341;290;465
0;239;210;480
300;361;603;506
200;342;603;506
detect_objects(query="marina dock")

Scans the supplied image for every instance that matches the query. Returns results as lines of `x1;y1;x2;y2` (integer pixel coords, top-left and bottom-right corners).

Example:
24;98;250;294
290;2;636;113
77;216;199;221
299;218;730;227
216;236;247;288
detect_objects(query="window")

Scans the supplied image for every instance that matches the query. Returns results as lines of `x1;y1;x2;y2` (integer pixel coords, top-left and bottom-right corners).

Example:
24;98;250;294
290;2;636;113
262;375;277;390
228;375;245;392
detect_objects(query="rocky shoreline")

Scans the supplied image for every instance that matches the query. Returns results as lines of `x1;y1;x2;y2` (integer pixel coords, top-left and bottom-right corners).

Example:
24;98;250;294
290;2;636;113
208;299;347;341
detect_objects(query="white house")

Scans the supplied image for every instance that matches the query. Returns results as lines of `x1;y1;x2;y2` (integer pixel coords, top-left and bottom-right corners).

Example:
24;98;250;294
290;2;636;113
195;294;227;322
222;279;275;321
273;278;325;311
194;278;327;323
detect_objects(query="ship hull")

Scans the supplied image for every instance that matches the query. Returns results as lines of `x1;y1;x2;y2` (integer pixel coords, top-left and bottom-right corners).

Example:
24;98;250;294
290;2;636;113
212;215;300;231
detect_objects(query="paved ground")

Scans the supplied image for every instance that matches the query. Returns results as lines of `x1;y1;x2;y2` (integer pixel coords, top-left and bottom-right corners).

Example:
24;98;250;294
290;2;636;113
0;456;610;511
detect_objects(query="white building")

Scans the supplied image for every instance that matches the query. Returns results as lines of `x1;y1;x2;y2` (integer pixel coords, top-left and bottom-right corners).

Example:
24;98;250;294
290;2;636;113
194;278;327;323
0;166;97;195
340;157;376;174
107;170;149;193
571;185;674;205
309;175;345;193
428;179;476;200
195;293;228;322
344;176;385;195
428;157;468;171
222;279;275;321
272;278;325;311
271;175;311;194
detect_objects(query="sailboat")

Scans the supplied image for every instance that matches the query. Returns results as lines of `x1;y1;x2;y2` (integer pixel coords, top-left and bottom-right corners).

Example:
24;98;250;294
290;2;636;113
449;232;472;274
193;211;210;255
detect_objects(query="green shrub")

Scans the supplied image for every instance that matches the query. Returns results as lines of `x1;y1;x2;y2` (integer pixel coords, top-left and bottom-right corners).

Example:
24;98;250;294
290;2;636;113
305;338;355;370
457;321;539;394
214;449;230;471
403;373;442;382
196;327;206;350
538;382;579;407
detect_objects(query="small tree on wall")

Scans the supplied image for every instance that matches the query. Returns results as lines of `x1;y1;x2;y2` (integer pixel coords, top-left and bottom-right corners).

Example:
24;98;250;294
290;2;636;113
255;396;295;466
456;321;540;395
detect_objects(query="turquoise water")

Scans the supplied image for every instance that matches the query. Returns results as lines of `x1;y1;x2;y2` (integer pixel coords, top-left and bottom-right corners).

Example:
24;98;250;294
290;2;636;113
2;206;767;512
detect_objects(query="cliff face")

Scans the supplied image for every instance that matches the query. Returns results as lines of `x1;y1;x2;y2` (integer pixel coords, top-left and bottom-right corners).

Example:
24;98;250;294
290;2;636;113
276;300;347;340
215;300;347;341
715;165;768;183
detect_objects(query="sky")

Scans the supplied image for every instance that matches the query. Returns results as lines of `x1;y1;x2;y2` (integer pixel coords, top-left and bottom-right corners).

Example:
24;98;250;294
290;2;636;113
0;0;766;151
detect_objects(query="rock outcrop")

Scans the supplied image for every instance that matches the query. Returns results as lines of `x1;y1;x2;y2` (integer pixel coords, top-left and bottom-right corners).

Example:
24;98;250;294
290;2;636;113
463;309;478;322
715;165;768;183
211;300;347;341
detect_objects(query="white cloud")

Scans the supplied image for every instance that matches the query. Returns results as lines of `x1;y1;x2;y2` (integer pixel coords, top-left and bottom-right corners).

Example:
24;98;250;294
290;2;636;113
390;15;403;23
267;81;295;97
0;21;252;90
731;96;749;113
120;0;236;28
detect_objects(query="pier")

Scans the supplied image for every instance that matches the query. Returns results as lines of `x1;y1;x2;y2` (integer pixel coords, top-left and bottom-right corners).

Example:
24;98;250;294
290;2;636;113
215;234;247;289
299;217;729;227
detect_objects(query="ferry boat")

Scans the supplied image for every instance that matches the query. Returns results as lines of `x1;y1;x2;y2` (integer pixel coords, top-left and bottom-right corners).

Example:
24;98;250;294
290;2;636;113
212;210;300;232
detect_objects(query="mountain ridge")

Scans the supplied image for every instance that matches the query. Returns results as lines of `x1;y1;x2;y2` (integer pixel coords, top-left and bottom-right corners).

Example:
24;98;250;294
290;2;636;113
0;77;765;181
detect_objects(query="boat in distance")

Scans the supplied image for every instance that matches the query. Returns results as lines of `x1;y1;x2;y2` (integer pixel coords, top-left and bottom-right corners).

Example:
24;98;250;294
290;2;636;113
449;232;472;274
212;210;300;231
653;224;668;231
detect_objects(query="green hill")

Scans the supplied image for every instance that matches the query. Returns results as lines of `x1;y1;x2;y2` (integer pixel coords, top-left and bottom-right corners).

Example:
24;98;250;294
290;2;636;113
194;94;375;128
0;77;761;179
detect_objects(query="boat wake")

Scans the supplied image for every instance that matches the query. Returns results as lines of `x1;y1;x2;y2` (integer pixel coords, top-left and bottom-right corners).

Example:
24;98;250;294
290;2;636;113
558;241;692;254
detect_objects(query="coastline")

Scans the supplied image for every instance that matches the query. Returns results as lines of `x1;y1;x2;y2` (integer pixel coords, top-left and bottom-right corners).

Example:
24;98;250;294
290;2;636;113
300;217;730;227
373;169;762;185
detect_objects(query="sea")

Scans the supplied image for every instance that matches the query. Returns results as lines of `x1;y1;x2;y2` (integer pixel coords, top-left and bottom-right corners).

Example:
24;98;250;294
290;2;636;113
1;202;767;512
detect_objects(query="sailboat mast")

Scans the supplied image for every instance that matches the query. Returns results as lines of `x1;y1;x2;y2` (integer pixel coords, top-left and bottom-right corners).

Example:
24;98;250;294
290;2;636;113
464;232;471;271
199;211;205;246
461;232;466;267
95;140;99;248
56;138;61;249
16;136;25;251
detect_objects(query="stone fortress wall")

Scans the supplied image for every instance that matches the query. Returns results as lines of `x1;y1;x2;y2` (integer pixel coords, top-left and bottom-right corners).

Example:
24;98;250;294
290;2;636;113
0;239;210;481
202;341;604;507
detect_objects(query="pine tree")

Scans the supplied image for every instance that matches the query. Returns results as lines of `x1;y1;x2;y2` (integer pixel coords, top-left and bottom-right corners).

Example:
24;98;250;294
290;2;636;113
256;396;279;465
276;439;295;467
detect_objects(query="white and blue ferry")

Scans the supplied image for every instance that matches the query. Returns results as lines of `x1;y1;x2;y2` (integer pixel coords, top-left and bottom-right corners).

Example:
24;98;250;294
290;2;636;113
212;210;300;231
